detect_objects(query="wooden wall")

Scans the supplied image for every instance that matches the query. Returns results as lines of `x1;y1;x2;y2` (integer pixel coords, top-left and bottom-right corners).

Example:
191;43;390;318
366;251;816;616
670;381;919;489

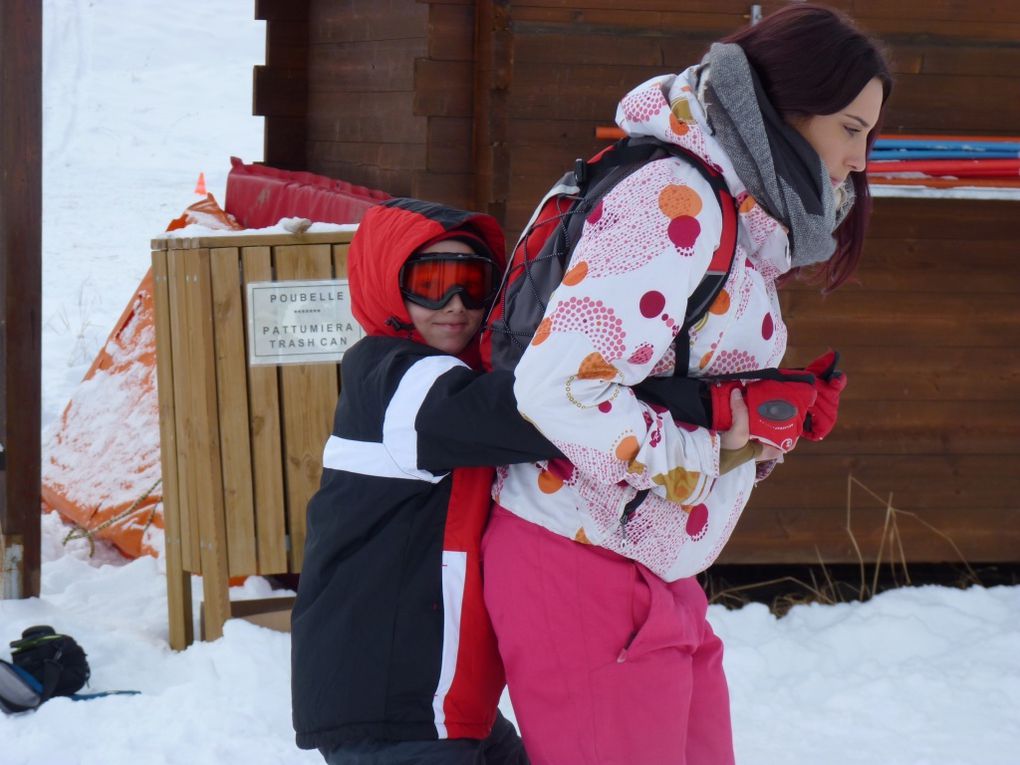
487;0;1020;236
719;196;1020;564
258;0;478;205
258;1;1020;231
254;0;1020;564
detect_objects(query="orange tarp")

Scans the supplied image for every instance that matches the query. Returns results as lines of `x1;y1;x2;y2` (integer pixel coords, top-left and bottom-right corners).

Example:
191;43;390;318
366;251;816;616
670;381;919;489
41;194;242;558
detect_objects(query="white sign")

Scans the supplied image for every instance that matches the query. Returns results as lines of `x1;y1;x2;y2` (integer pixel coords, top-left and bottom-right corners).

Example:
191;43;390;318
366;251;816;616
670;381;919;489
247;279;364;366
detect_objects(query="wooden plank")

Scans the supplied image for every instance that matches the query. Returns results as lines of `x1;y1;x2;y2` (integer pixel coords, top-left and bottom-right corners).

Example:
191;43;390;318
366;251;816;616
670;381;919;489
308;39;425;92
209;248;258;577
332;242;351;279
781;346;1020;403
157;230;357;251
428;1;474;62
521;30;714;73
428;117;473;174
881;73;1020;136
274;244;339;571
514;30;669;66
720;504;1020;564
752;455;1017;511
307;140;426;173
473;0;512;220
307;160;410;198
414;59;473;117
508;60;670;121
263;116;307;172
511;0;776;11
308;0;427;44
253;65;307;118
781;239;1020;294
307;91;426;143
853;19;1020;42
892;42;1020;77
868;197;1016;240
412;171;474;211
266;19;308;70
152;250;193;649
511;140;603;180
509;6;753;36
854;0;1020;25
256;0;309;21
182;248;231;641
166;250;199;574
508;116;605;149
0;0;42;599
799;399;1020;456
778;291;1020;349
511;1;1020;39
241;247;289;575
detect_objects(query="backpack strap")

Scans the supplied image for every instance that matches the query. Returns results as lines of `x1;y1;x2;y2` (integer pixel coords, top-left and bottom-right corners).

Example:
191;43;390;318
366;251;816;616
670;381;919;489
486;136;738;374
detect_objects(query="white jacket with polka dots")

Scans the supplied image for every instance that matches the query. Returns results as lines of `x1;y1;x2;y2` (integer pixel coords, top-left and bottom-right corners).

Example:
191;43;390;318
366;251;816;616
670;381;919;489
496;66;794;581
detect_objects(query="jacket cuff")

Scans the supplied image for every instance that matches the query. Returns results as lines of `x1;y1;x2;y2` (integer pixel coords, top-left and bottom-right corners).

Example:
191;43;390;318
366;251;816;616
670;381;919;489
718;441;762;475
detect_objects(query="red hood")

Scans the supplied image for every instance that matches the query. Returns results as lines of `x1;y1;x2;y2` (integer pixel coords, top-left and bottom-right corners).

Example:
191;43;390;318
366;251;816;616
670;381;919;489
348;198;506;366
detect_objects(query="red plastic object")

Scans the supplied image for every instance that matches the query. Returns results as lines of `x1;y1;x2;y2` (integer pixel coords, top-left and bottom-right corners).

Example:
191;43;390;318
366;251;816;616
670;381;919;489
866;158;1020;177
224;157;391;228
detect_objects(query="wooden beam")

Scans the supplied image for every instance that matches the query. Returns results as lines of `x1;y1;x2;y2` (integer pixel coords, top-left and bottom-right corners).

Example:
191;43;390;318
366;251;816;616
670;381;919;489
473;0;512;224
256;1;308;170
0;0;42;599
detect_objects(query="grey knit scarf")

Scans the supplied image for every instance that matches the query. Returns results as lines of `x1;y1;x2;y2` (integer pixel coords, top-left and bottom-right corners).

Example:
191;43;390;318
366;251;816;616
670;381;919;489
700;43;855;267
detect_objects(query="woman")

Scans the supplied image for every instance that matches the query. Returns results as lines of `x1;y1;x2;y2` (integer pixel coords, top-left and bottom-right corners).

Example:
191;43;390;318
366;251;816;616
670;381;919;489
482;5;892;764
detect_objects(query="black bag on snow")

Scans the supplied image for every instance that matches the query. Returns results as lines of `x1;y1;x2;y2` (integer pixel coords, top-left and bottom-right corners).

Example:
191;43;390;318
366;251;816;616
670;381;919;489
0;625;90;713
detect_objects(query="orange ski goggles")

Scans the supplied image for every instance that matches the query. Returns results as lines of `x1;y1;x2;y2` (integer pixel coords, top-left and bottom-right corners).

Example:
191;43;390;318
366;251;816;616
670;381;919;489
400;253;497;310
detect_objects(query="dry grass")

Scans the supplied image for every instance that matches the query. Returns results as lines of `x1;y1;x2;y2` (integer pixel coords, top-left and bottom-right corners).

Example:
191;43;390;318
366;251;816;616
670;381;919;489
703;473;983;616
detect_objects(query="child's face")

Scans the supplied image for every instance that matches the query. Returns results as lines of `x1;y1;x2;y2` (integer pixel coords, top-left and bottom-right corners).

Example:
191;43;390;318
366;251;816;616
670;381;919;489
403;240;486;355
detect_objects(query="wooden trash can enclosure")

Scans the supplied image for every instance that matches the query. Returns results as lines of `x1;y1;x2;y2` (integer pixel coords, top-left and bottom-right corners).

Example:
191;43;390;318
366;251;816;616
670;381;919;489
151;229;360;649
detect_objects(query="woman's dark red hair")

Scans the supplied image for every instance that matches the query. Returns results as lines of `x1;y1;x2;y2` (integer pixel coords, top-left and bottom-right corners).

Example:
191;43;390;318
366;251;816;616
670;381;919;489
722;4;893;291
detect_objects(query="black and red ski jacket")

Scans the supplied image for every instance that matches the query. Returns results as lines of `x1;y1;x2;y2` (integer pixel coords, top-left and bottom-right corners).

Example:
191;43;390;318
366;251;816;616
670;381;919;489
290;198;560;751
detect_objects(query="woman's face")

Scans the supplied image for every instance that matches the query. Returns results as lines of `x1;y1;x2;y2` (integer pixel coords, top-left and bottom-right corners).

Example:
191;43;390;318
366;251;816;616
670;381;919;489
789;76;884;187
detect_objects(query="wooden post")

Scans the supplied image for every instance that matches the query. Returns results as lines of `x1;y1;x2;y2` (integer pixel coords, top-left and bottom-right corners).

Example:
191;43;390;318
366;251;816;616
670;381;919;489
0;0;42;599
255;0;309;172
152;247;193;649
472;0;512;226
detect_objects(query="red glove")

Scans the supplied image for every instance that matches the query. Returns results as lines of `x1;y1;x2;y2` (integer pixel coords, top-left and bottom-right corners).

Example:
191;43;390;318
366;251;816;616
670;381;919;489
709;380;742;431
744;374;817;452
800;349;848;441
708;371;818;452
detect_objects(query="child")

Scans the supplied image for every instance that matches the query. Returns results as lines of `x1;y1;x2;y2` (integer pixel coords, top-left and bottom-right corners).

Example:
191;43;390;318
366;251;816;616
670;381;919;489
290;198;559;764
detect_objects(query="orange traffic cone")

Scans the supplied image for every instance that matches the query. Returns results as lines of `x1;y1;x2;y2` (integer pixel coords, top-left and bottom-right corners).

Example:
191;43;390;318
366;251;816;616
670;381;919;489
194;172;207;196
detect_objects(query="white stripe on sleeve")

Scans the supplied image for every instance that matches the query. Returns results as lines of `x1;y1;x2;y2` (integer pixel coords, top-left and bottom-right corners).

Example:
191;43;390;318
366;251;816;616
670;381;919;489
382;355;467;480
320;355;465;483
432;550;467;738
321;435;444;482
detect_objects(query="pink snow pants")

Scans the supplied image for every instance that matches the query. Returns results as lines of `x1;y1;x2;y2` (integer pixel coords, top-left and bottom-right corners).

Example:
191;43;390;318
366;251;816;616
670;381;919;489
482;505;734;765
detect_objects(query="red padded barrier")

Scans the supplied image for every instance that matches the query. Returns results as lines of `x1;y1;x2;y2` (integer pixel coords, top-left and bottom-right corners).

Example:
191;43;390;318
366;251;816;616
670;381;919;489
224;156;391;228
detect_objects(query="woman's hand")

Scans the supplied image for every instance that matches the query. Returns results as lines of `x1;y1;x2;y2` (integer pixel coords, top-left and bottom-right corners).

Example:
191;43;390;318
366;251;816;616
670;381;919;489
721;389;783;462
720;389;749;450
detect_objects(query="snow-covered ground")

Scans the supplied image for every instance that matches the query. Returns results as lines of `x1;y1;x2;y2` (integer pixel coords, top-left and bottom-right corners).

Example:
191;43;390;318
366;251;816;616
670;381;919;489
2;2;1018;764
